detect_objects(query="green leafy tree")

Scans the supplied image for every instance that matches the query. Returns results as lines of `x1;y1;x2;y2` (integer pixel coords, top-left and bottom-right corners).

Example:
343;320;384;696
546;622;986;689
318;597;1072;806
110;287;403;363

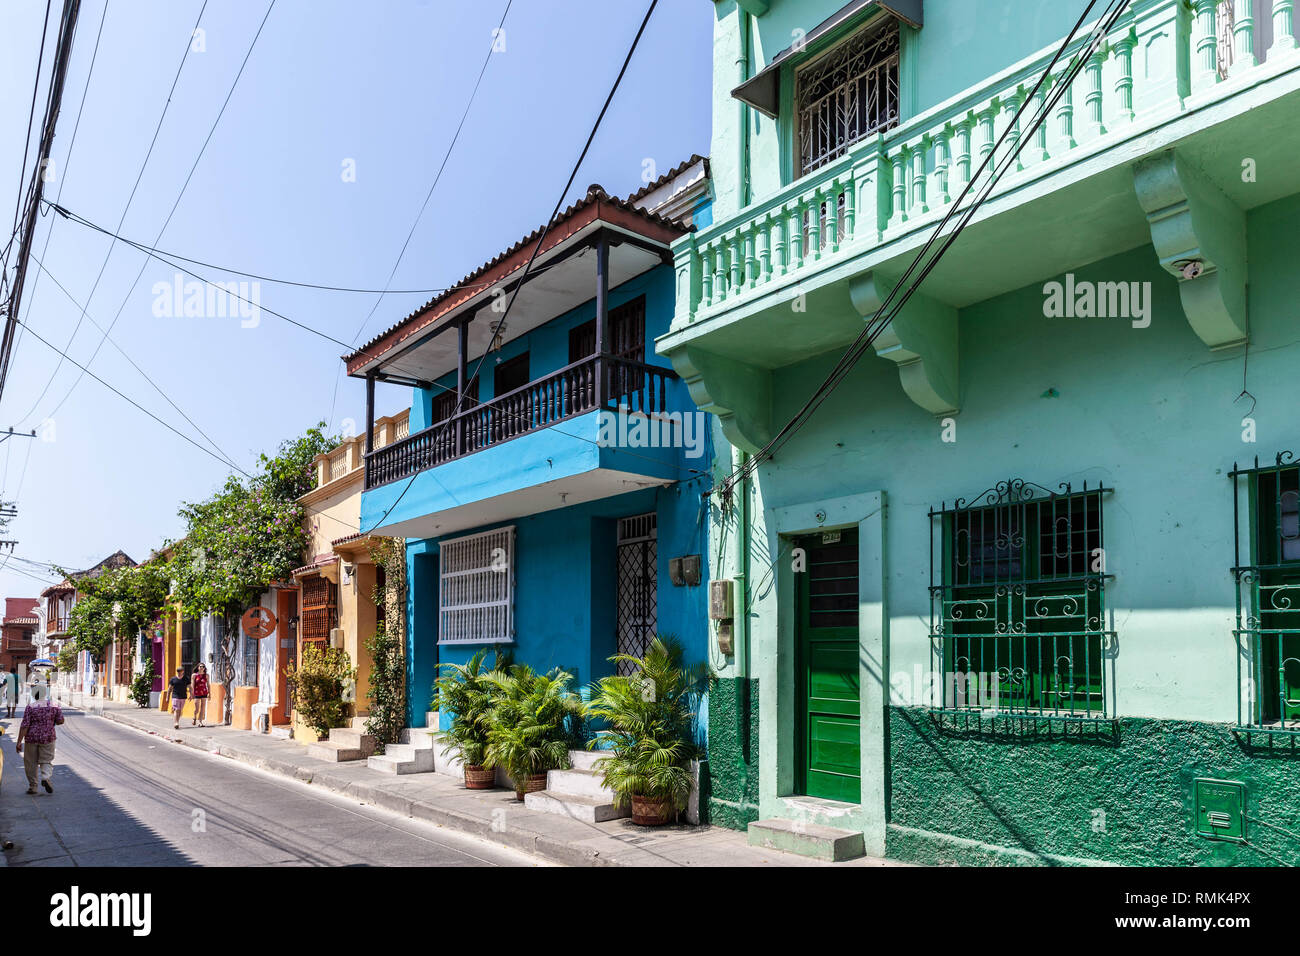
168;423;335;723
59;562;170;673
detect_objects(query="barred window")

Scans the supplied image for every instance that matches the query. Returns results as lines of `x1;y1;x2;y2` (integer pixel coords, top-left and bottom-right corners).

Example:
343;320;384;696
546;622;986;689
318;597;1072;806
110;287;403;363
930;479;1111;718
439;526;515;645
1232;453;1300;731
795;19;900;177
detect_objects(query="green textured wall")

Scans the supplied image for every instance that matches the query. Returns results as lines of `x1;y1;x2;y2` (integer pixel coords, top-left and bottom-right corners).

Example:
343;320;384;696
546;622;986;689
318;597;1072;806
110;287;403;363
888;707;1300;866
705;676;761;829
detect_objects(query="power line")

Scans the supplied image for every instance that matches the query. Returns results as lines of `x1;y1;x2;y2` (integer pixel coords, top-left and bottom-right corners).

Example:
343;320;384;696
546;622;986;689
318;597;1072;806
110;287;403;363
5;0;53;257
14;316;253;478
719;0;1124;496
6;0;115;398
1;0;82;401
328;0;515;430
30;253;241;470
15;0;209;424
363;0;661;535
41;0;278;426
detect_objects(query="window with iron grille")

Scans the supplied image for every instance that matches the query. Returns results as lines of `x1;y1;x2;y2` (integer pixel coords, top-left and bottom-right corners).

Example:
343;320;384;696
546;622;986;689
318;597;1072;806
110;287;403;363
1231;452;1300;733
795;19;900;177
930;479;1112;718
439;526;515;645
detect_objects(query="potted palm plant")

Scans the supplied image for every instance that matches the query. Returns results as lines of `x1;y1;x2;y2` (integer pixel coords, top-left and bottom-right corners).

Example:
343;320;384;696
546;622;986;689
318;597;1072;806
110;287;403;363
485;664;584;800
432;649;506;790
586;636;707;825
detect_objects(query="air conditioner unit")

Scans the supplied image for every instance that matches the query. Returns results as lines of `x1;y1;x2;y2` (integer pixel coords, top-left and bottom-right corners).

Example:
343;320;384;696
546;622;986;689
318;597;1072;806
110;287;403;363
329;627;345;649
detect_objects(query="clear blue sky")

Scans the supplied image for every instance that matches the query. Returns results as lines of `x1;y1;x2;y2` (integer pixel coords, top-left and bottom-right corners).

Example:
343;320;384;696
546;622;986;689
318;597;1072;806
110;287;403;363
0;0;713;599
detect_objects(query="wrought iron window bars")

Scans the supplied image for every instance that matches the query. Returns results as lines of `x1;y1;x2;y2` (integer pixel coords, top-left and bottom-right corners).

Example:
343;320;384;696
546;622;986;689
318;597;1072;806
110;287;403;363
929;478;1115;730
1230;452;1300;743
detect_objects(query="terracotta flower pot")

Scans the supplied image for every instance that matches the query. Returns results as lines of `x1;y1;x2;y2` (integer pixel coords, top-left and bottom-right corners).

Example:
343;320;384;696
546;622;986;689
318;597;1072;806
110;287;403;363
515;772;549;801
463;765;495;790
630;793;676;826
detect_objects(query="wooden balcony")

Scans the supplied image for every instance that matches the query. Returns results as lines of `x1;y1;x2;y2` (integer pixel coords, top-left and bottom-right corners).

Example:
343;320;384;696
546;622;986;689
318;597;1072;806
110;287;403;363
365;353;679;490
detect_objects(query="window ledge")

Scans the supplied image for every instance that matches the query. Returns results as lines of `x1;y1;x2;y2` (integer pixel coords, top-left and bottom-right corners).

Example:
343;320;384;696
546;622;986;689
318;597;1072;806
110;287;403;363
926;708;1119;741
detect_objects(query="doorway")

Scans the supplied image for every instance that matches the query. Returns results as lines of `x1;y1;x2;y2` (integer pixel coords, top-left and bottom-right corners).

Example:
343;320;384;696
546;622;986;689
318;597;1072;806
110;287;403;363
794;526;861;802
275;590;297;725
615;513;658;676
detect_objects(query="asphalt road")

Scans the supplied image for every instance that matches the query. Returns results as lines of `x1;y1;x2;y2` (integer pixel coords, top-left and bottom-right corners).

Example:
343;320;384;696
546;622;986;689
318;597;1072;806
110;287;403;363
0;708;544;867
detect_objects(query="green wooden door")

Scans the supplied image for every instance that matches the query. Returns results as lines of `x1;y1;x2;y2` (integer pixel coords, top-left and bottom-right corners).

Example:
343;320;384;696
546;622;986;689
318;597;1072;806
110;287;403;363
795;528;861;802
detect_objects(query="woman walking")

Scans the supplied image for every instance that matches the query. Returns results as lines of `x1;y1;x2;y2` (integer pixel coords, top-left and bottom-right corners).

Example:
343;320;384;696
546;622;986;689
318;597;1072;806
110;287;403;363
191;663;210;727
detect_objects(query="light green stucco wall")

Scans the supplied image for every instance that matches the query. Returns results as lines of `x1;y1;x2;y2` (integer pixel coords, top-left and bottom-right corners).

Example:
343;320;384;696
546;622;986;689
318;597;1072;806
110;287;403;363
699;191;1300;861
710;0;1099;223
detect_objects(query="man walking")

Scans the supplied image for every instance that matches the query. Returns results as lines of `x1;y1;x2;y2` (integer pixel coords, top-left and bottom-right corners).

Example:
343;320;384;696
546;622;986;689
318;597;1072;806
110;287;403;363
3;666;18;718
167;666;189;729
14;697;63;794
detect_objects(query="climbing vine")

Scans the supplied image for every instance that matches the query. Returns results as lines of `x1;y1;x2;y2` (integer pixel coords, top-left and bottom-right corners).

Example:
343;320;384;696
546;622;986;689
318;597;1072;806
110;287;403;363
364;537;408;750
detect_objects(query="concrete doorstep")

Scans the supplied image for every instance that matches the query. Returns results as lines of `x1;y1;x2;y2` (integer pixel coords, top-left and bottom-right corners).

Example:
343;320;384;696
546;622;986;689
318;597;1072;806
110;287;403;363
93;701;894;868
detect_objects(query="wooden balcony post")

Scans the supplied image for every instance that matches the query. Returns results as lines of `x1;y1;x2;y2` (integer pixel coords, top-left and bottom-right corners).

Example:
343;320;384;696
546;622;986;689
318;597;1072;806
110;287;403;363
457;317;469;455
595;233;609;407
364;373;375;456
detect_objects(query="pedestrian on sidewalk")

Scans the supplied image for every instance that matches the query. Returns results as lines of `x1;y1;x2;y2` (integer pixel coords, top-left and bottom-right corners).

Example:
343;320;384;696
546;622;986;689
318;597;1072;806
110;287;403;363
3;666;18;718
14;697;63;794
191;663;209;727
167;666;189;729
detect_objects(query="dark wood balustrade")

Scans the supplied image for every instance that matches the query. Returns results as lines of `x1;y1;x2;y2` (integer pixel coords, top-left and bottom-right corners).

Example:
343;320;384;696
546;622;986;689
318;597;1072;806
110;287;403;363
365;354;680;490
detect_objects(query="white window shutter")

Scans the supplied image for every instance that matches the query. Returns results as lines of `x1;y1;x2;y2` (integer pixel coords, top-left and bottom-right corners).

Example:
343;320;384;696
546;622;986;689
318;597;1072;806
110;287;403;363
438;526;515;644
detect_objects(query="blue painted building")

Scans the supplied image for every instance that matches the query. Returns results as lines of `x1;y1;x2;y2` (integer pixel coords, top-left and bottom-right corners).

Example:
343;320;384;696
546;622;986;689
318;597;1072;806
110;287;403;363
348;160;714;729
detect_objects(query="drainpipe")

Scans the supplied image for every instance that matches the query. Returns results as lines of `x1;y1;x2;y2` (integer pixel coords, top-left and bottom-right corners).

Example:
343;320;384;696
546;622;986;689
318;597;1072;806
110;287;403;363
732;446;752;798
737;6;752;209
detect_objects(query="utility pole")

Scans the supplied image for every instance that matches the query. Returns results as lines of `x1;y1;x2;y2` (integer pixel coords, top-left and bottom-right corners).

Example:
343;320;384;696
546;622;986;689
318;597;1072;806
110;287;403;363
0;0;82;400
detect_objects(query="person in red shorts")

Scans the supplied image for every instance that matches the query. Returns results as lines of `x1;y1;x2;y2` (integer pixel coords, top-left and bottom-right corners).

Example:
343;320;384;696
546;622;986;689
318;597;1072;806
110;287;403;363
191;663;210;727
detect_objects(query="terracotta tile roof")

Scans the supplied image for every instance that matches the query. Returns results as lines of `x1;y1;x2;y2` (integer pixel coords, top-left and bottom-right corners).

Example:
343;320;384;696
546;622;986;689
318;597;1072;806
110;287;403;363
344;184;691;376
290;554;336;577
3;617;38;626
330;532;369;548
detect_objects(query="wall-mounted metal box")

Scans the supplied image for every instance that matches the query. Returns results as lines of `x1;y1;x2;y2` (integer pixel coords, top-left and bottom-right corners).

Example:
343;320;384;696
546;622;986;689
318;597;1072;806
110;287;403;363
709;579;733;620
1193;778;1247;843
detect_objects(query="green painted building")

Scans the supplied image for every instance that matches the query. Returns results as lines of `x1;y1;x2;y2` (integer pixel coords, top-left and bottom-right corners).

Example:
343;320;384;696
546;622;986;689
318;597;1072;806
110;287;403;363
659;0;1300;864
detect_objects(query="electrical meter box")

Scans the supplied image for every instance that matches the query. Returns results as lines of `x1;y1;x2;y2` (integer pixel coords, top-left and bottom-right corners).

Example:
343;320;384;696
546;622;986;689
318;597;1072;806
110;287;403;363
1193;778;1247;843
709;579;733;620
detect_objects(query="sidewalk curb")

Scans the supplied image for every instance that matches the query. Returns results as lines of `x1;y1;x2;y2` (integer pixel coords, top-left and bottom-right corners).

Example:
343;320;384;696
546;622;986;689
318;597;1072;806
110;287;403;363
99;709;612;867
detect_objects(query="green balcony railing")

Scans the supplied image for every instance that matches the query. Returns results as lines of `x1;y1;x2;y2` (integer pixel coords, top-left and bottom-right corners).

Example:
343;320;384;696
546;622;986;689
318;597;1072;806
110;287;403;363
672;0;1299;328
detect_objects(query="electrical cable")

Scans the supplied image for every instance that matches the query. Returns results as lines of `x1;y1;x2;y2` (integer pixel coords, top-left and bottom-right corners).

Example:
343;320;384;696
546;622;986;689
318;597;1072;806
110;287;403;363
30;253;242;470
327;0;515;430
361;0;661;535
717;0;1125;497
15;0;210;424
42;0;277;424
4;0;112;402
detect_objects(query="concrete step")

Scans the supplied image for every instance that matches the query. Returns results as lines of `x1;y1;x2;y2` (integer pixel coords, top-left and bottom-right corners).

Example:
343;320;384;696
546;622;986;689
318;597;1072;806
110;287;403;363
400;727;437;749
747;818;866;862
567;749;604;772
367;747;435;774
547;768;612;800
269;725;292;740
326;727;377;754
306;740;370;762
523;790;629;823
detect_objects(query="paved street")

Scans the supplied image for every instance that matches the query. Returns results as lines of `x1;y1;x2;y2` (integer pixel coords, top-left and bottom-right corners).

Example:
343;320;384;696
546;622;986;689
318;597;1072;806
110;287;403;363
0;707;544;867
